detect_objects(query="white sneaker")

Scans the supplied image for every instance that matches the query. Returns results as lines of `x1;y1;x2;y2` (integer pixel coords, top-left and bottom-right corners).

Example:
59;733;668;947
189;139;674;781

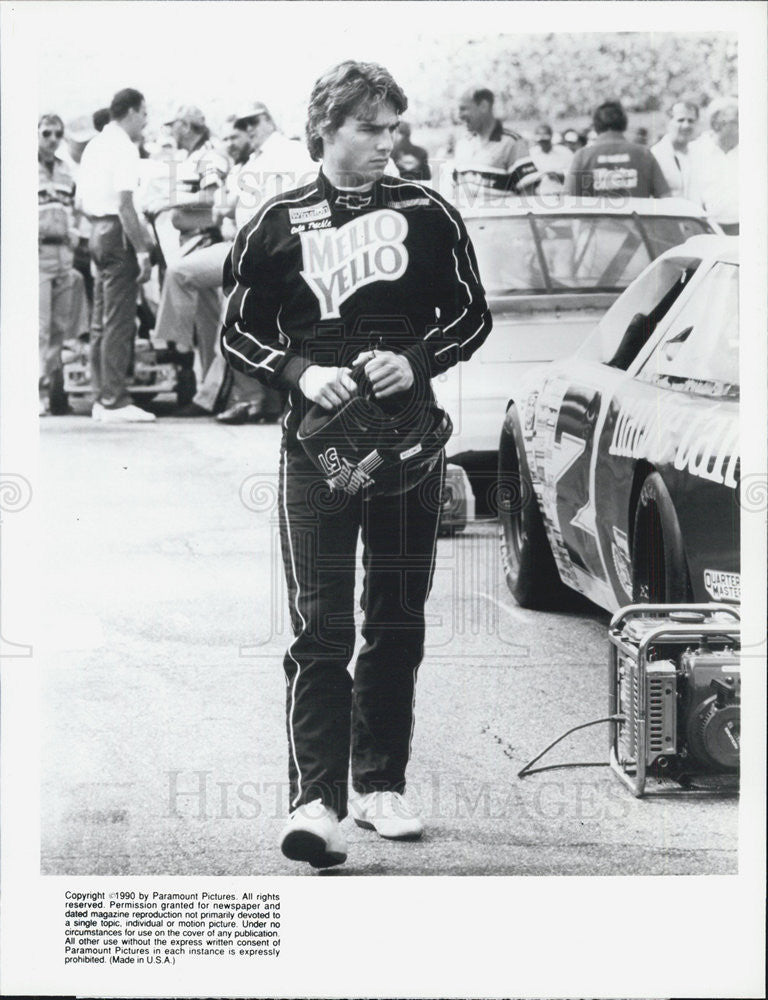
95;403;156;424
279;799;347;869
349;790;423;840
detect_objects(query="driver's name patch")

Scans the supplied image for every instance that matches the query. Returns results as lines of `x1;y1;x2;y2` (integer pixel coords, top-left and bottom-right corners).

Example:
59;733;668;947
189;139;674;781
299;209;409;319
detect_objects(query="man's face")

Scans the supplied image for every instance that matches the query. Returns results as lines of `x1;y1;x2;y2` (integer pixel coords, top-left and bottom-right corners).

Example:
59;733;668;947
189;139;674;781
245;115;273;154
170;117;188;147
125;101;148;142
38;120;63;160
713;108;738;150
668;104;698;145
535;128;552;152
225;127;251;164
458;92;489;134
321;101;398;185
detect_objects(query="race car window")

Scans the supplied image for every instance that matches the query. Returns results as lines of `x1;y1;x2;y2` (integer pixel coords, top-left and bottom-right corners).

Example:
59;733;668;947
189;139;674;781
640;262;739;395
575;256;700;365
466;214;711;297
465;217;547;294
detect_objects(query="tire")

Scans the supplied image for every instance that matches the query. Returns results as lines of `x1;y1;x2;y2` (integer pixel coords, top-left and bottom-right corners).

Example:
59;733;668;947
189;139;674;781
175;367;197;407
631;471;691;603
497;420;568;609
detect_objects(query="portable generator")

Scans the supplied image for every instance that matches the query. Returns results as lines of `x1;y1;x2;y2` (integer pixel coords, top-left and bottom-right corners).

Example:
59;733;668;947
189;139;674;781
608;604;741;797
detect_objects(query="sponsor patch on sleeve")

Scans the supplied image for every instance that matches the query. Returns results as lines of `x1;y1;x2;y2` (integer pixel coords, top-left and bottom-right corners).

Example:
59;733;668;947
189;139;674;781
703;569;741;602
289;201;331;224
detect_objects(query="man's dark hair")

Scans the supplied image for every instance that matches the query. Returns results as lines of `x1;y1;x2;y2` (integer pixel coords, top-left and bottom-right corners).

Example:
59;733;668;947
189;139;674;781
109;88;145;122
306;60;407;161
93;107;111;132
592;100;628;134
471;88;495;107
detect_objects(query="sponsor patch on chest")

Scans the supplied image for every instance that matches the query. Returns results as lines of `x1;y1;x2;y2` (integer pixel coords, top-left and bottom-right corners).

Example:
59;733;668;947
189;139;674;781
299;209;409;319
289;201;332;224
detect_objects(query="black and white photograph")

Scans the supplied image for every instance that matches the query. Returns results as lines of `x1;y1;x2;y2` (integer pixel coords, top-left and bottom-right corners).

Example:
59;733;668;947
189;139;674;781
1;1;766;997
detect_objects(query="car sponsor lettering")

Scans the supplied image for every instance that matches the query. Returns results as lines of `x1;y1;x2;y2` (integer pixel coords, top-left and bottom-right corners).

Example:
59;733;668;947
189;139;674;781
610;527;633;598
300;209;409;319
288;201;332;224
609;401;739;488
703;568;741;602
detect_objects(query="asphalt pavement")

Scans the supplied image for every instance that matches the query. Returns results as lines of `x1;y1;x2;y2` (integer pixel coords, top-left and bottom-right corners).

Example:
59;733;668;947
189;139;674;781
39;408;738;876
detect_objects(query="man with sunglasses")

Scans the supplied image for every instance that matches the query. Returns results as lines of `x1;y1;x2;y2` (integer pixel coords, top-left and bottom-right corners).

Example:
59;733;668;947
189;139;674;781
38;114;88;415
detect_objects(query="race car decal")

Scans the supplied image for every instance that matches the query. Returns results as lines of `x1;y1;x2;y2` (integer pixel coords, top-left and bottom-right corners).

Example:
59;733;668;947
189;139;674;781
611;527;633;599
609;398;739;488
299;209;409;319
703;569;741;602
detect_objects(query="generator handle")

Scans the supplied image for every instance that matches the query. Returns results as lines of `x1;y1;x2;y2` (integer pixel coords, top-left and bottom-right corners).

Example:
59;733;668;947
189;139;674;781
609;603;740;634
636;622;741;661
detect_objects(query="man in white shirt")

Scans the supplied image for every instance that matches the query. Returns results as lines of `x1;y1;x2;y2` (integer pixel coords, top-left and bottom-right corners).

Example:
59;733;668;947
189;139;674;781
176;103;314;423
689;97;739;234
651;100;701;202
529;123;573;194
77;87;155;422
151;105;230;379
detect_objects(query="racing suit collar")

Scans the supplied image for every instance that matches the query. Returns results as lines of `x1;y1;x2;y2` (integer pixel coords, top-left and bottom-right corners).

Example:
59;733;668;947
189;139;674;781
318;169;382;210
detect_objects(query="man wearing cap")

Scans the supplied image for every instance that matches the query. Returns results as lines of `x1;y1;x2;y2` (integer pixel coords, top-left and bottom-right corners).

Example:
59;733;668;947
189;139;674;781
38;113;89;415
174;103;313;423
77;87;155;423
149;106;230;381
453;86;539;197
529;123;573;194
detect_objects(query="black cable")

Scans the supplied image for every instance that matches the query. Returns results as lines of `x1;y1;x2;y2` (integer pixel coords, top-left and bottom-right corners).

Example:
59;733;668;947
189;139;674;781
517;715;625;779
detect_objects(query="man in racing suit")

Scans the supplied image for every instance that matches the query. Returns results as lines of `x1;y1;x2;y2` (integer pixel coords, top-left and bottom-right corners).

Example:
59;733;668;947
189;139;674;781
221;60;492;868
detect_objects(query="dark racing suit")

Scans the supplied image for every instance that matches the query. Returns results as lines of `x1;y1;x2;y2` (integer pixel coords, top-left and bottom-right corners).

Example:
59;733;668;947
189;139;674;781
221;169;492;819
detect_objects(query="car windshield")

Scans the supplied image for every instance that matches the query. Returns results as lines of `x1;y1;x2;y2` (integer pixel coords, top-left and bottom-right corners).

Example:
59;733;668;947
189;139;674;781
464;214;710;296
641;262;739;393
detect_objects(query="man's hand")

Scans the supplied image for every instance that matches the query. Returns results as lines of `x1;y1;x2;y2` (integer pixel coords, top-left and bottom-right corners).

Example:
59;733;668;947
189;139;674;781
299;365;357;410
136;251;152;284
352;349;414;398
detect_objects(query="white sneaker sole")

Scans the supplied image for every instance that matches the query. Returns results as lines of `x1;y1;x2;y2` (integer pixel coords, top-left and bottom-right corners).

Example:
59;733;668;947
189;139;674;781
351;811;423;840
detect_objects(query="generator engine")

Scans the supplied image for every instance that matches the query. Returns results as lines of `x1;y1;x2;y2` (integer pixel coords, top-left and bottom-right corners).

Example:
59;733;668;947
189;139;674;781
608;604;741;796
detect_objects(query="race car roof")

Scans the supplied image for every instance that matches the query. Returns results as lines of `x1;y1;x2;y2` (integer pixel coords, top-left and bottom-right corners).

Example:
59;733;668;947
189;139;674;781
457;193;710;220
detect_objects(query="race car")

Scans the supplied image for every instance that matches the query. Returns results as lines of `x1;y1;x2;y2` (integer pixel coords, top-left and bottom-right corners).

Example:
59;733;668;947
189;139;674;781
434;195;716;514
497;235;739;612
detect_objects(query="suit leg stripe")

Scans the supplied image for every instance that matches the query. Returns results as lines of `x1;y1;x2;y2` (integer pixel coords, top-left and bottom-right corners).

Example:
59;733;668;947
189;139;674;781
280;449;306;809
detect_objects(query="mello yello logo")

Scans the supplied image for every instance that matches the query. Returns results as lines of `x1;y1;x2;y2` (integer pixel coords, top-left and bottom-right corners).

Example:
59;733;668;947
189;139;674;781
300;209;409;319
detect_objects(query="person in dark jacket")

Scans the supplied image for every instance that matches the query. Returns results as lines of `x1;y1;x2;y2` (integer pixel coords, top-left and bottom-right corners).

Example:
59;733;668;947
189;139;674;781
221;59;492;869
565;100;670;198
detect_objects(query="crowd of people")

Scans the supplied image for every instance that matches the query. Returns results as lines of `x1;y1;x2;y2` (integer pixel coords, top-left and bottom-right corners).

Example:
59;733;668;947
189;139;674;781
38;83;738;422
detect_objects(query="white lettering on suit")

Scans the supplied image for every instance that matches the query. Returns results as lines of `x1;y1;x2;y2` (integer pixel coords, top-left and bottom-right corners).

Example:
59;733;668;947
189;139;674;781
299;209;409;319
